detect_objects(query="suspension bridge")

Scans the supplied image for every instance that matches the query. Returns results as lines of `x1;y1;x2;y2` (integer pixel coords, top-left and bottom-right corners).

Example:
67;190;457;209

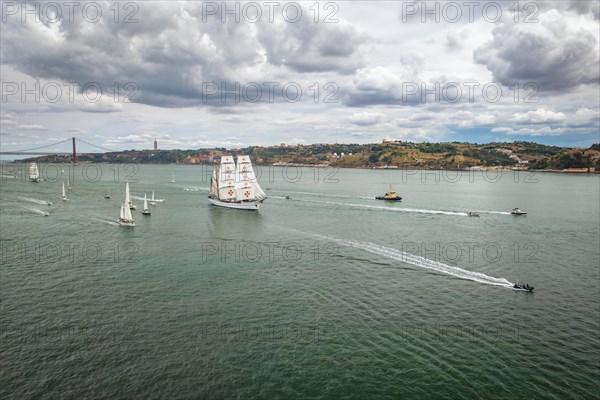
0;137;115;163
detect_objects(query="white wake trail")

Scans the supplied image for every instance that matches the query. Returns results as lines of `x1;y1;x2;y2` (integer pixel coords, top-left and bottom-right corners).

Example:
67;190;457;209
312;233;513;288
297;198;468;216
20;197;51;205
91;217;119;226
22;206;49;216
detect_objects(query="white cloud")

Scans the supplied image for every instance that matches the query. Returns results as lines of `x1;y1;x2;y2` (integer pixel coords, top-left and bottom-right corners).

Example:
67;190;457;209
513;109;567;124
348;112;384;126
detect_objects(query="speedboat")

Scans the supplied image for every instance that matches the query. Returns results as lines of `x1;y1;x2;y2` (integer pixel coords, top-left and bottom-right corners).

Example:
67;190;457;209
467;211;480;217
285;195;292;200
513;283;534;292
42;211;49;217
376;185;402;201
511;208;527;215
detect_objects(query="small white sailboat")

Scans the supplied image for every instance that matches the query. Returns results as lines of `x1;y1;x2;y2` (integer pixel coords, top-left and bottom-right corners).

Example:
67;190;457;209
142;193;151;215
208;155;267;211
61;182;69;201
150;190;157;206
118;202;135;226
67;177;71;190
29;163;40;182
125;182;136;209
169;172;176;183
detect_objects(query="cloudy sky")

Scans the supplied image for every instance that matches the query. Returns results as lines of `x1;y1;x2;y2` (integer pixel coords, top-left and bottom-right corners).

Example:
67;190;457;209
1;1;599;154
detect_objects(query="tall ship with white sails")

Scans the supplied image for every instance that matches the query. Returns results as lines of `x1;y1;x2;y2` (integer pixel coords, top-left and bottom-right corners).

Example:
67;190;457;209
208;155;267;210
29;163;40;182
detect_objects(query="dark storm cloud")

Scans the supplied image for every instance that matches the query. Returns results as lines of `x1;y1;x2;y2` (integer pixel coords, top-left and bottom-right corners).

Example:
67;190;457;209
257;16;365;73
474;10;599;91
0;2;364;109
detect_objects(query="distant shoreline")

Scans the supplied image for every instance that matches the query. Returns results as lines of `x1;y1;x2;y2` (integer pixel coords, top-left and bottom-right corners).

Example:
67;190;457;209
4;160;598;175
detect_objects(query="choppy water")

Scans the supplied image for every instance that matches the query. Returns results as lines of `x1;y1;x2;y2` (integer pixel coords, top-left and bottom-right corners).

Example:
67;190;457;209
1;164;599;399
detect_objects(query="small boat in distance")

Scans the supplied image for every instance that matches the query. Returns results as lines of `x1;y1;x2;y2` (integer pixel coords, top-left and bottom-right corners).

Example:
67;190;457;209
511;208;527;215
149;190;157;205
376;185;402;201
285;195;292;200
118;203;135;226
67;178;71;190
43;211;49;216
208;155;267;210
169;172;176;183
142;193;151;215
104;185;111;199
467;212;480;217
61;182;69;201
29;163;40;182
513;283;534;292
125;182;136;209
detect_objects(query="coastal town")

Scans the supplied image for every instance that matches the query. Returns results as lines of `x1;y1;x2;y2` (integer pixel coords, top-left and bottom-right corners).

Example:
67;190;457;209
20;139;600;173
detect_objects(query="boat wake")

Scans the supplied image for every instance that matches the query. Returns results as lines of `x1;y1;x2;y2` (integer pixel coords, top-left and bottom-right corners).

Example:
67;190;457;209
475;210;511;215
295;198;468;216
273;190;376;200
131;195;166;202
183;186;208;192
91;217;119;226
22;206;49;216
20;197;52;205
275;190;353;198
311;233;513;288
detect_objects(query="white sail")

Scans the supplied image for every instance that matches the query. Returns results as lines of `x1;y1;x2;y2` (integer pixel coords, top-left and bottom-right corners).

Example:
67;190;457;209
218;156;236;200
210;166;219;197
29;163;39;180
120;203;126;220
124;203;133;221
125;182;132;205
235;155;266;201
143;193;149;210
151;190;155;201
62;182;66;197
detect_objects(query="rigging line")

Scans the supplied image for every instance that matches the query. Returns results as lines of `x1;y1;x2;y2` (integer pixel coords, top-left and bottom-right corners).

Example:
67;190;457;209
76;138;117;152
13;138;72;152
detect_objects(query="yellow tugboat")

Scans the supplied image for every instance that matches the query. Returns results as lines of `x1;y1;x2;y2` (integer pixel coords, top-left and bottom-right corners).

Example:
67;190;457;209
376;184;402;201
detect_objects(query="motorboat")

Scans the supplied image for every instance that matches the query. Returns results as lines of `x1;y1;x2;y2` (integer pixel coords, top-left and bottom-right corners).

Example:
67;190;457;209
511;208;527;215
376;185;402;201
467;212;480;217
513;283;534;292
